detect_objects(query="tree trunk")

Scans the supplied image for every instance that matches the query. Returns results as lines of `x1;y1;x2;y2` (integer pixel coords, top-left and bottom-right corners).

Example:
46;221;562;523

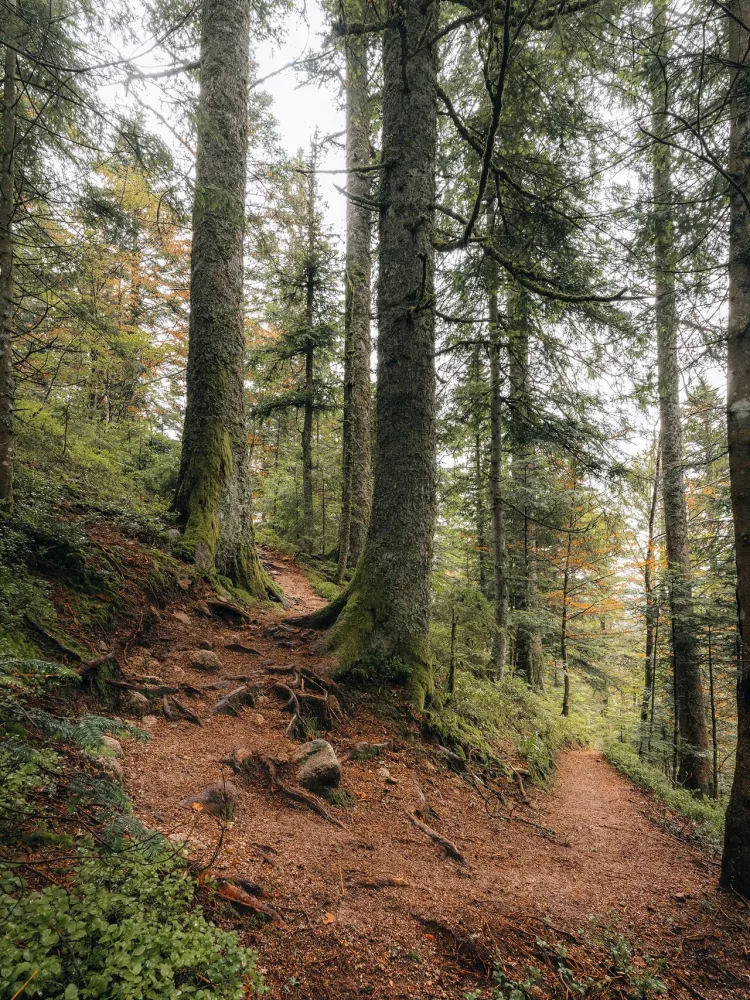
640;440;661;752
488;282;508;680
651;0;710;793
174;0;277;600
472;344;488;595
301;337;315;548
337;33;373;580
722;0;750;894
297;0;438;708
448;604;457;695
708;626;718;799
0;1;17;503
508;292;544;690
561;530;572;717
301;151;316;549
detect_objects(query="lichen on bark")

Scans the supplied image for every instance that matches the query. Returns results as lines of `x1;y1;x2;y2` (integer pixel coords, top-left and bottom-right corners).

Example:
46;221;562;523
295;0;438;708
173;0;278;603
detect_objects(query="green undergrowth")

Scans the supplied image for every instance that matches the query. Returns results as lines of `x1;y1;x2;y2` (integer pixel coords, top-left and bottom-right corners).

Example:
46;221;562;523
425;673;590;783
0;426;191;658
302;563;341;601
0;655;264;1000
603;739;725;848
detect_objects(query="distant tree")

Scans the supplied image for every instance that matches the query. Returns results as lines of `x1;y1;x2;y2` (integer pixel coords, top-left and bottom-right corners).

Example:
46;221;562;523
336;21;373;580
249;142;341;552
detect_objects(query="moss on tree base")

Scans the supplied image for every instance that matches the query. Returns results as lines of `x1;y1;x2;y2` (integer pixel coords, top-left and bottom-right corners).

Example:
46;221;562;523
297;566;434;710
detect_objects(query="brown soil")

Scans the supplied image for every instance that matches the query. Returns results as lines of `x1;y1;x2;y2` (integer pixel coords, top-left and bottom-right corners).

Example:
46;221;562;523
117;551;750;1000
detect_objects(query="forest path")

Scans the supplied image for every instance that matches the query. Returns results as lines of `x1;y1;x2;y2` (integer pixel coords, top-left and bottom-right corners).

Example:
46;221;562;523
120;553;749;1000
501;747;710;922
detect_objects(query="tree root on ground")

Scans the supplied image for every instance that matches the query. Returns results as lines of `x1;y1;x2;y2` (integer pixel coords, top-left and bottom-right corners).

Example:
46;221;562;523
259;755;344;829
167;696;203;725
411;912;493;971
404;808;464;862
222;749;344;829
215;880;286;925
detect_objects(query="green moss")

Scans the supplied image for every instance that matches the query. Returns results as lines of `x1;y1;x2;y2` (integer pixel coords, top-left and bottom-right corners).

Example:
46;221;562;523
176;419;230;572
322;576;435;710
175;423;280;603
425;674;590;783
324;788;357;808
234;539;283;603
604;739;725;847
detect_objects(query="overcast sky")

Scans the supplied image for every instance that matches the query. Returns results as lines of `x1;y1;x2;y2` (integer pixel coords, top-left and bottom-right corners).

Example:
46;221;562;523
254;1;347;239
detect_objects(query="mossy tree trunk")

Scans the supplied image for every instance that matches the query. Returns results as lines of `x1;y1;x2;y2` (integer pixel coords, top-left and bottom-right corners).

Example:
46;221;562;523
651;0;710;793
488;278;508;681
174;0;277;601
337;30;373;581
560;527;573;717
471;343;488;595
508;292;544;690
722;0;750;895
301;167;316;549
640;440;660;751
0;2;17;503
299;0;438;708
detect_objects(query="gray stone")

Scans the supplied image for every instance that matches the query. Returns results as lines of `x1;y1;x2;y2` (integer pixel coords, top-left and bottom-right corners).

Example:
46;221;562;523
121;690;150;717
96;756;124;783
188;650;222;671
294;739;341;791
181;782;239;819
377;766;398;785
198;639;214;651
99;735;123;756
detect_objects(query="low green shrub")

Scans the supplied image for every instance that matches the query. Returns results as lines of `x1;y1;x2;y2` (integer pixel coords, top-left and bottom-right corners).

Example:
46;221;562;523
426;674;590;782
0;843;263;1000
0;657;265;1000
603;739;725;845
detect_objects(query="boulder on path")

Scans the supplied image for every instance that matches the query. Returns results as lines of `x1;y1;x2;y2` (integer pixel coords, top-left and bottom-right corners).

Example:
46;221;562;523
120;690;150;717
188;650;222;671
211;685;255;717
99;735;123;756
294;739;341;792
181;782;239;819
95;755;124;783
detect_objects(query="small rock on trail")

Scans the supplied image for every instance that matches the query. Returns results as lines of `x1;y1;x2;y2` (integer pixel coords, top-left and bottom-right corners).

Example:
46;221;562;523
294;739;341;792
188;650;223;671
181;782;239;819
120;689;150;717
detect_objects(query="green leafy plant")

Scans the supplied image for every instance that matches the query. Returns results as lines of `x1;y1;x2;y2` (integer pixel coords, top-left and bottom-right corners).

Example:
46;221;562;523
0;842;263;1000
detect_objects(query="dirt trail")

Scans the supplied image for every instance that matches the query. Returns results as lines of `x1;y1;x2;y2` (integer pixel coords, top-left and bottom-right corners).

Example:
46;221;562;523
120;554;750;1000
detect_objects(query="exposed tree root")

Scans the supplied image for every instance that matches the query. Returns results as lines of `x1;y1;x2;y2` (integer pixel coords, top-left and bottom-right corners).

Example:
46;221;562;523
411;913;493;972
168;696;203;726
107;679;179;697
215;880;286;925
222;749;345;829
258;755;344;829
404;808;464;862
511;766;531;805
